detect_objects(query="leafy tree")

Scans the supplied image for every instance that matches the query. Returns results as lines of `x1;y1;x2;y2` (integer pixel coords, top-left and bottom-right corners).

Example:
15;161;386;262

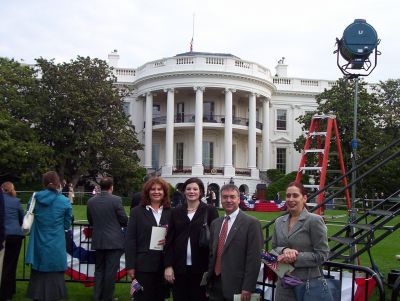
0;58;53;182
34;56;144;194
295;78;400;197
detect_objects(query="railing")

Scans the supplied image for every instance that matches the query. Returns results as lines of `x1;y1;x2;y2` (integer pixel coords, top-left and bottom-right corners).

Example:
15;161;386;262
235;168;251;176
152;114;263;129
204;167;223;175
172;166;192;174
256;261;384;300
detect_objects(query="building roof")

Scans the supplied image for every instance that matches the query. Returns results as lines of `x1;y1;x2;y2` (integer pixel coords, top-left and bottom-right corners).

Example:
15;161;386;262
175;51;240;59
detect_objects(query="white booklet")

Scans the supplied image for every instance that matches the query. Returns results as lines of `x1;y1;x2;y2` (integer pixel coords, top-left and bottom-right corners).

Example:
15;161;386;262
149;226;167;250
233;293;261;301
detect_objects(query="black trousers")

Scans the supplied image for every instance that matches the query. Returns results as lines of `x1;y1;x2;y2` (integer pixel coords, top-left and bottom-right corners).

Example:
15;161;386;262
172;266;207;301
135;270;165;301
0;235;23;300
93;249;123;301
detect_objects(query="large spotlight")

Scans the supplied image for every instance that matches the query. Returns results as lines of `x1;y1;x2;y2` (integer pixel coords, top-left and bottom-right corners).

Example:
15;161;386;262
335;19;380;77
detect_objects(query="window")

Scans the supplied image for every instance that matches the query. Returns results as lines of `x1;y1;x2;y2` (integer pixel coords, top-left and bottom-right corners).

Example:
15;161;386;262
232;105;237;118
203;102;215;121
153;105;161;118
176;103;184;122
276;109;287;130
202;141;214;168
232;145;236;167
256;147;259;169
176;142;184;169
276;148;287;174
152;144;160;170
123;102;130;116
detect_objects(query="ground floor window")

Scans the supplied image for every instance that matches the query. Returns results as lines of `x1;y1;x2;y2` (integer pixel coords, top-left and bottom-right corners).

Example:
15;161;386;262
203;141;214;168
176;142;184;169
276;147;287;174
152;144;160;169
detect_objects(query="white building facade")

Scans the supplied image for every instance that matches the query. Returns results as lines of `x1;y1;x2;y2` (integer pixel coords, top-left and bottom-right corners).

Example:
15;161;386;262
109;51;336;198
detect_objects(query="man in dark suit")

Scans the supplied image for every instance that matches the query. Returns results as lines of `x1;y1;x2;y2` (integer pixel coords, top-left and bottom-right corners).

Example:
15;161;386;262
87;177;128;301
207;184;263;301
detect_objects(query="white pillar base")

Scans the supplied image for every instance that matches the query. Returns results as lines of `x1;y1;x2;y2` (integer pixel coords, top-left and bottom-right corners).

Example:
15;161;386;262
161;165;173;176
251;168;259;179
191;165;204;176
224;166;236;177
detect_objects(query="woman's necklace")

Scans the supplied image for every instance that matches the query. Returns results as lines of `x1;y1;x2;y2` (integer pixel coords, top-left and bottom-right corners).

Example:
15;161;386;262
187;202;199;213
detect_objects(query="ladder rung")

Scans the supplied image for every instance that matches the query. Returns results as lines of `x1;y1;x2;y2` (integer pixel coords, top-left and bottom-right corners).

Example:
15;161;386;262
368;210;392;216
312;114;336;119
304;184;320;189
304;149;325;154
349;223;374;231
329;236;356;245
300;167;322;171
308;131;327;136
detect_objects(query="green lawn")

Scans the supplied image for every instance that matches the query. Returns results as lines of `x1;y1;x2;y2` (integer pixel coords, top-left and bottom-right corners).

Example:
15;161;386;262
12;205;399;300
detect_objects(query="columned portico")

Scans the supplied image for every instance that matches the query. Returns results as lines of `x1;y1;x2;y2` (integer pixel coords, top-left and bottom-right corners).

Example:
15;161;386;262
224;88;235;176
248;93;259;178
144;92;153;169
162;88;174;175
262;97;270;171
192;86;205;175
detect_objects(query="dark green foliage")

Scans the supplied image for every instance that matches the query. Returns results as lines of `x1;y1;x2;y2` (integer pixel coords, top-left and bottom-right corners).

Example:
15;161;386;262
266;169;284;182
265;171;297;200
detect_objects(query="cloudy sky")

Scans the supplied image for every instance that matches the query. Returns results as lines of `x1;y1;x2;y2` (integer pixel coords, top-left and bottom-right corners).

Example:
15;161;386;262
1;0;398;82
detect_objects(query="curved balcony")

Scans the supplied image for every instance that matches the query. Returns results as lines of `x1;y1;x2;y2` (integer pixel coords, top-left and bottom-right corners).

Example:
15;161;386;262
152;114;263;129
134;53;273;83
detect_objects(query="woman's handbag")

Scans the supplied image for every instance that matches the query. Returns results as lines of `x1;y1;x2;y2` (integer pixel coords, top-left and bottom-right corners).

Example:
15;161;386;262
198;206;210;248
293;268;341;301
21;193;36;235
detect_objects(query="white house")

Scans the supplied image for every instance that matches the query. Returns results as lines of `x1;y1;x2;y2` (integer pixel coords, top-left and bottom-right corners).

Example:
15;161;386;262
109;50;336;199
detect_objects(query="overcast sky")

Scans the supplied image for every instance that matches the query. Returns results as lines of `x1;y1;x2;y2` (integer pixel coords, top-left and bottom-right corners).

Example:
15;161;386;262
1;0;398;82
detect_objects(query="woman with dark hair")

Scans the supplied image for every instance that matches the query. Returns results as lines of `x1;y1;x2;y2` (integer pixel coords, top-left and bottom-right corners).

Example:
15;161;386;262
25;171;72;301
0;182;24;301
272;181;329;301
125;177;172;301
164;177;219;301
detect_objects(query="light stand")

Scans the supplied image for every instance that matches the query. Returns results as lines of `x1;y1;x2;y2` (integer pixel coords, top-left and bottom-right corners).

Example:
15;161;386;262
334;19;380;263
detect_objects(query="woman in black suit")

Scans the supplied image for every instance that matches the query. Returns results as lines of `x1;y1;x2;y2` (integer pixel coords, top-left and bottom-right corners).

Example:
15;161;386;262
125;177;172;301
164;177;219;301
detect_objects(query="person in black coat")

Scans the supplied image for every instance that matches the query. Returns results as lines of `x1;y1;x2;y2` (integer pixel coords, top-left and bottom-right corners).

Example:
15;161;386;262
164;177;219;301
125;177;172;301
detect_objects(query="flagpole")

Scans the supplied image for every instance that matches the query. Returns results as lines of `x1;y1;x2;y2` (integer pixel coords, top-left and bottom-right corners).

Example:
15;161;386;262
190;13;195;52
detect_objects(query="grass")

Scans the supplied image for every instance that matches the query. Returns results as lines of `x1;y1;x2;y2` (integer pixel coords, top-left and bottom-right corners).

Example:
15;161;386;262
12;205;399;300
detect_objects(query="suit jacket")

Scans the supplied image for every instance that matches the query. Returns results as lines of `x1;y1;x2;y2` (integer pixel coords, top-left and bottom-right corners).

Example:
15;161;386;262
164;202;219;274
271;208;329;280
87;191;128;250
208;210;263;299
125;205;171;272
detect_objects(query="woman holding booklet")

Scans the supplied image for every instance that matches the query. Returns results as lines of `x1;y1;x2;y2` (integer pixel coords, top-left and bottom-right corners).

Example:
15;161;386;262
164;177;219;301
125;177;172;301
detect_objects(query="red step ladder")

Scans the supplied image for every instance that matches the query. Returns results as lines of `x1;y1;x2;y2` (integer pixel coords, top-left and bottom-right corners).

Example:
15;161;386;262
296;114;351;215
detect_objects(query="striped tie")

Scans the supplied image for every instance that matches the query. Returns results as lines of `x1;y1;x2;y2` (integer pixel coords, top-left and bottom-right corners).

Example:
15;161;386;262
214;216;230;275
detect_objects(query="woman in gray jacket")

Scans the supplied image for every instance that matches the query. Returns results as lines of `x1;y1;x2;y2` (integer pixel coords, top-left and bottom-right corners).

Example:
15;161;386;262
272;181;329;301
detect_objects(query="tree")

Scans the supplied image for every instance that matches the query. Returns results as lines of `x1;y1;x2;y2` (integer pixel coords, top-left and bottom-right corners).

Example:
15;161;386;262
0;58;53;182
34;56;144;194
295;78;400;196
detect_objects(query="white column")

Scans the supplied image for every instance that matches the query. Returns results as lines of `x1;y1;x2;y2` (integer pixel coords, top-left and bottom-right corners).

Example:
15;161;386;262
144;92;153;169
192;87;204;175
224;88;235;176
162;88;174;176
248;93;259;178
262;98;270;171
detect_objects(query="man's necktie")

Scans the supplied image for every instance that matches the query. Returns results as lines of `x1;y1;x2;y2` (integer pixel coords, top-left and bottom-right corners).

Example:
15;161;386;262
214;216;230;275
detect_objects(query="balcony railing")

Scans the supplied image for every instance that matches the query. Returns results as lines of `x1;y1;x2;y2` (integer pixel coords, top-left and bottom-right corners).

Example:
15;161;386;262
235;168;251;176
204;167;224;175
152;114;263;129
172;166;192;174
